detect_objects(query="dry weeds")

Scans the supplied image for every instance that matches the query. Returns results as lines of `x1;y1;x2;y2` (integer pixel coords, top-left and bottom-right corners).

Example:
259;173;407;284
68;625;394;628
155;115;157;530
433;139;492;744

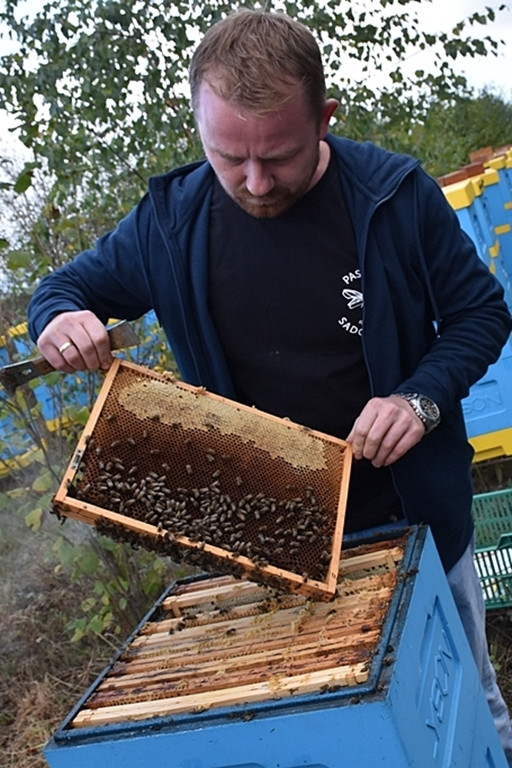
0;559;111;768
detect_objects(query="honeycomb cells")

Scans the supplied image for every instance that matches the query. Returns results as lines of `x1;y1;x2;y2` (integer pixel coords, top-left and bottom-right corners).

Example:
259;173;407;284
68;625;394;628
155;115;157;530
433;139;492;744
63;362;350;590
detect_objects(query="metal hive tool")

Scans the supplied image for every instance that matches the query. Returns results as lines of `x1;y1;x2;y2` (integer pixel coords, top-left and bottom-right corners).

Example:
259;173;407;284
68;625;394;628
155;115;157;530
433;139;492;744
53;359;352;599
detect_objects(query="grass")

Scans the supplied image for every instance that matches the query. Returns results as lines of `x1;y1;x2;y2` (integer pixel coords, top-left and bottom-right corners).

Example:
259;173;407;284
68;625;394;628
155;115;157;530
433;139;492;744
0;505;110;767
1;456;512;767
489;611;512;707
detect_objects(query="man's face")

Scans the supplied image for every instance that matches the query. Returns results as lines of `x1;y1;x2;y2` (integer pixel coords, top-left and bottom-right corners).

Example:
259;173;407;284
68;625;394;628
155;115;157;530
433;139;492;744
195;82;336;218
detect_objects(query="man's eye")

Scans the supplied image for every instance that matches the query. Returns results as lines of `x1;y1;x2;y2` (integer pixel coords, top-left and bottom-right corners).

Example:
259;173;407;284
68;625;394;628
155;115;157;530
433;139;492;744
223;156;243;166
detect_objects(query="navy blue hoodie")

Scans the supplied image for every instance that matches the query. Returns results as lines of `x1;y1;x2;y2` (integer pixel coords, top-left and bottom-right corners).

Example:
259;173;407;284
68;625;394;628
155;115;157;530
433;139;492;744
28;135;512;571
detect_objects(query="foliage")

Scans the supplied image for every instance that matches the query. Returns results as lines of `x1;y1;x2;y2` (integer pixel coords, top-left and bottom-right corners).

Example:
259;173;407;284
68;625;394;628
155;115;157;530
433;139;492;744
0;311;182;643
367;88;512;178
54;531;188;642
0;0;508;288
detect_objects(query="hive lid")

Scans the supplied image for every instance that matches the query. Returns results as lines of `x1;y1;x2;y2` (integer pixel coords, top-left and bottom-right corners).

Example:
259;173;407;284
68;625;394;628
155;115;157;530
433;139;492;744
53;358;352;599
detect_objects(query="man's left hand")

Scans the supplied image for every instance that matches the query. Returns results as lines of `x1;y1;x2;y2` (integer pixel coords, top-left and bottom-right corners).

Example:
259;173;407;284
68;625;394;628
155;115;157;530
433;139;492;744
346;395;426;467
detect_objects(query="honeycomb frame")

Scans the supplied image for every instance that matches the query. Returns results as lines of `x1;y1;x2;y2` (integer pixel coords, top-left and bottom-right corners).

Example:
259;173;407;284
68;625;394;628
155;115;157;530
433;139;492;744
53;359;352;599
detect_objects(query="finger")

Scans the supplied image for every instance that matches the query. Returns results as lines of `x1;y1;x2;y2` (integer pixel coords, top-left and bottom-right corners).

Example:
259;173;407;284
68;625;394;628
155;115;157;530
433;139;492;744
379;433;417;467
55;338;85;373
57;340;74;355
38;332;77;372
79;317;114;370
65;323;111;371
56;332;90;371
365;407;426;466
347;399;414;463
346;411;378;460
37;311;112;372
368;424;414;467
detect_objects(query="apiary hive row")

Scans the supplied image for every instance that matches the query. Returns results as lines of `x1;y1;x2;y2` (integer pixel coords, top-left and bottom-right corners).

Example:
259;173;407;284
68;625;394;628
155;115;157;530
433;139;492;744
68;535;406;729
53;359;351;599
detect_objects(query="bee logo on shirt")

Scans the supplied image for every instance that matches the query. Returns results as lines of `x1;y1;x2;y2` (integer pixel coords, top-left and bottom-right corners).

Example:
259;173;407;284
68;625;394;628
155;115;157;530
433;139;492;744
341;288;363;310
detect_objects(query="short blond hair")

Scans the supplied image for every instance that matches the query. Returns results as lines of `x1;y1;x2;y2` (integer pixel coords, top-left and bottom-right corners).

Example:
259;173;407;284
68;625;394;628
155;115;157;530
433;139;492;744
190;10;326;122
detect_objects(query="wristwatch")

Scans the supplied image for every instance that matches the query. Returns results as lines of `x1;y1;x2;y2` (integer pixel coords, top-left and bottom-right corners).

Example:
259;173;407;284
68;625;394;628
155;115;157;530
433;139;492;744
393;392;441;433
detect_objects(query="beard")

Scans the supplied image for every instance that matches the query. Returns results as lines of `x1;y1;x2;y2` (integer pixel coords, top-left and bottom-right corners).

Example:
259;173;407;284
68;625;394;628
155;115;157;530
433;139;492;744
232;186;307;218
227;146;321;219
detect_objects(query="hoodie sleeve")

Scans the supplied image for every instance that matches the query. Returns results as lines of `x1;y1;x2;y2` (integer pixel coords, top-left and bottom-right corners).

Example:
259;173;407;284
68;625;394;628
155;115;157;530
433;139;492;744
394;169;512;412
27;197;155;342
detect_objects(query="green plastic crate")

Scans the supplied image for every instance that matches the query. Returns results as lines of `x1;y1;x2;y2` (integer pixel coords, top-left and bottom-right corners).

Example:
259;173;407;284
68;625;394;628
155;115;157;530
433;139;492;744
472;488;512;610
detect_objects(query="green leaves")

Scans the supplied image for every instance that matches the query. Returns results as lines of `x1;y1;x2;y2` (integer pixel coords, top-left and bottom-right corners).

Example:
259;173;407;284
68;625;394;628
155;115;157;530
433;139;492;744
0;0;505;193
0;0;506;289
25;506;44;530
6;250;33;270
13;171;33;194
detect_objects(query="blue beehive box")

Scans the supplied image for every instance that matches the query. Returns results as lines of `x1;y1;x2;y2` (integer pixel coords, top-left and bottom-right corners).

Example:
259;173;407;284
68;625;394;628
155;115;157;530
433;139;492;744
442;170;512;460
43;526;506;768
462;338;512;460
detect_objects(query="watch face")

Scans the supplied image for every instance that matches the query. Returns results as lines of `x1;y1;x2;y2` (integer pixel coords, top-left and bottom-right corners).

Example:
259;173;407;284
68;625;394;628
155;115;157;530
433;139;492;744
394;392;440;432
418;396;440;421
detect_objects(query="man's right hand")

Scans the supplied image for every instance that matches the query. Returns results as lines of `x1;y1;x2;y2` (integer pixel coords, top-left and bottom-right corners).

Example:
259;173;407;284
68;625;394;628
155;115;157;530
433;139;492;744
37;310;113;372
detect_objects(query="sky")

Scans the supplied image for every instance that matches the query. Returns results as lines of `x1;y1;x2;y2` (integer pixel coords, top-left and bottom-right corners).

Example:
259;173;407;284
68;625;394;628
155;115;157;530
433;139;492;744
414;0;512;98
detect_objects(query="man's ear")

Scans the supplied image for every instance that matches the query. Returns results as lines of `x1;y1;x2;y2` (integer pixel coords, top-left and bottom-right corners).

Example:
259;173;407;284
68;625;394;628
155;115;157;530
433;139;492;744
319;98;339;138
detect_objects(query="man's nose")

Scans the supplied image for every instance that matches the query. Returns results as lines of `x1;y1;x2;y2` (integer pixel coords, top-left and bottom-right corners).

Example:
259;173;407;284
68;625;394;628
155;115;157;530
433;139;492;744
245;161;275;197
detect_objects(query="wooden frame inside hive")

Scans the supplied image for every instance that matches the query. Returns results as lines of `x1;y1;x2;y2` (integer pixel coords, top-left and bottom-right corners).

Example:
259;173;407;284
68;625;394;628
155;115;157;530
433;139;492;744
67;536;408;729
53;358;352;599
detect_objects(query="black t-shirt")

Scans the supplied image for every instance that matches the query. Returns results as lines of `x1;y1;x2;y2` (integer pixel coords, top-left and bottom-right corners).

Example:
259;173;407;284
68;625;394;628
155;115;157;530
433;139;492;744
208;153;403;532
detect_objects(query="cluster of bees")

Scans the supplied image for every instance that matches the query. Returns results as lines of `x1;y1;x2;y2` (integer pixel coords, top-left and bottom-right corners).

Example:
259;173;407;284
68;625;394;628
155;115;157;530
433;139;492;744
64;433;335;585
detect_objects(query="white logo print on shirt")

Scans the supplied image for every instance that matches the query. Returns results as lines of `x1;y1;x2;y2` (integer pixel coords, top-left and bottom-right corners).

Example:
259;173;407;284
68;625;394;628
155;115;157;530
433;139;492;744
342;288;363;310
338;270;363;336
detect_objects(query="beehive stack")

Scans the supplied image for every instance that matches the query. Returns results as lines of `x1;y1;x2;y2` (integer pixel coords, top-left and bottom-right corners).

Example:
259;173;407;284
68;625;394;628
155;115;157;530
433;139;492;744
53;359;352;599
